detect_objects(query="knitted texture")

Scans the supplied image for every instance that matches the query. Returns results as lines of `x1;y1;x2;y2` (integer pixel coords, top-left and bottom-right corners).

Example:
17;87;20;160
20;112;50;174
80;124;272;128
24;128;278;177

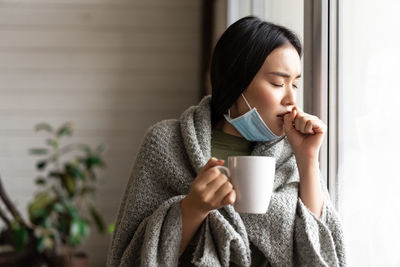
106;96;347;267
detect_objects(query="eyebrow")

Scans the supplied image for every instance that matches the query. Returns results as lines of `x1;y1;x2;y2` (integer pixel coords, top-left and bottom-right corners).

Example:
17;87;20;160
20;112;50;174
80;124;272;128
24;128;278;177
267;71;301;79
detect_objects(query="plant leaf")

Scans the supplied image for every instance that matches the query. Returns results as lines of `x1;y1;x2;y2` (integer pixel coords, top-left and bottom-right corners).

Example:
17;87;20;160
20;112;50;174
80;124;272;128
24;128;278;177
57;122;74;137
85;156;103;169
89;205;105;233
80;186;95;196
65;202;79;218
108;223;115;235
29;148;49;155
46;138;58;148
11;221;28;252
28;192;53;221
49;171;62;178
78;144;91;154
70;218;89;246
53;203;65;213
37;236;46;253
35;177;47;186
61;175;76;197
35;123;53;133
80;220;90;238
66;164;85;180
36;160;47;170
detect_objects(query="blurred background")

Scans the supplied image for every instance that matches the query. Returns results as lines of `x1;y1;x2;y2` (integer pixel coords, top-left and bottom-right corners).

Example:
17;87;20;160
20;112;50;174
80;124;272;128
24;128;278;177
0;0;399;266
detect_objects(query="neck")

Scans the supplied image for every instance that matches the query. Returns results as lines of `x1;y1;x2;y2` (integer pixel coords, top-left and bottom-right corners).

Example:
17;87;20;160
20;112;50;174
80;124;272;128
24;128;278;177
215;119;244;138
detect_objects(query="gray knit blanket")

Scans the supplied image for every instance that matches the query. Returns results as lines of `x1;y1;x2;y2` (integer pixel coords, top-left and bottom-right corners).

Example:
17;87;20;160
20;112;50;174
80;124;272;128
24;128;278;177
107;96;346;267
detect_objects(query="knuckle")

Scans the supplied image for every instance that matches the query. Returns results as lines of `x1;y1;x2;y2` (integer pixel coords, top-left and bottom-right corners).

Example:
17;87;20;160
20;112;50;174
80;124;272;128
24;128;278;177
227;182;233;190
209;168;219;176
311;115;319;120
199;191;208;202
194;184;204;194
191;183;199;192
208;200;218;210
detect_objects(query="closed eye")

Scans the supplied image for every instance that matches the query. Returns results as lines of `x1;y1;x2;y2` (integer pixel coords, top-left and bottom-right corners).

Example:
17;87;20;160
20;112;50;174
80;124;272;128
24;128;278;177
271;83;284;87
271;82;299;89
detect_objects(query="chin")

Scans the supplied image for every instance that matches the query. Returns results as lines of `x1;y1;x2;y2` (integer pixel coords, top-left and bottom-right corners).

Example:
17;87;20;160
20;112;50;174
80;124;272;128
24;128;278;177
273;126;284;136
271;128;283;136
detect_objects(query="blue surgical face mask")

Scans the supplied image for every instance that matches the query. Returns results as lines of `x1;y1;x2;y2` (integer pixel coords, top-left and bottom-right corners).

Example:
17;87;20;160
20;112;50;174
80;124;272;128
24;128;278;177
224;94;282;142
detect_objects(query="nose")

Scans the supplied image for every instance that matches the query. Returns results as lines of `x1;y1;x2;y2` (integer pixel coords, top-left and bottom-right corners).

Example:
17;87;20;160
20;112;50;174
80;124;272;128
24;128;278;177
282;85;297;106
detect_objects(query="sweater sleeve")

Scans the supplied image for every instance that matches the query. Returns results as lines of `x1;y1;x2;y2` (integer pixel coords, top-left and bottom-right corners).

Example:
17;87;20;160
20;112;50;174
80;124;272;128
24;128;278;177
293;176;347;267
116;195;185;266
106;123;187;267
106;181;186;267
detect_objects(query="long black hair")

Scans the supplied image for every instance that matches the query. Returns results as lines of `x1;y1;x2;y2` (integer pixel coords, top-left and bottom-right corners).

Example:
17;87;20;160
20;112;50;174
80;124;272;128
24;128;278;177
210;16;302;127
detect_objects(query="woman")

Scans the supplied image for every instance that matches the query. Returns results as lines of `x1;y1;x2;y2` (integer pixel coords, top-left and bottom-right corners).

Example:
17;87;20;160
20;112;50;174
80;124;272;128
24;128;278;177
107;16;346;267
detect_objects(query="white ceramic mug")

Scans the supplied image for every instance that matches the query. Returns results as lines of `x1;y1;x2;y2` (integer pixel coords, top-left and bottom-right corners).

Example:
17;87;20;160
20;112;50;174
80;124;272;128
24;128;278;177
215;156;275;214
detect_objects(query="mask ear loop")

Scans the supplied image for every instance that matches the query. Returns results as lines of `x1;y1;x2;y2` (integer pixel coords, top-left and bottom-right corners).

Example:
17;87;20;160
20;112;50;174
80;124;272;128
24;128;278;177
241;93;252;111
227;93;252;118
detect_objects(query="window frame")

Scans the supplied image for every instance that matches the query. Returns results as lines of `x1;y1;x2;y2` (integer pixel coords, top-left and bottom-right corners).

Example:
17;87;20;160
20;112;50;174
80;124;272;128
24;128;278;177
303;0;340;209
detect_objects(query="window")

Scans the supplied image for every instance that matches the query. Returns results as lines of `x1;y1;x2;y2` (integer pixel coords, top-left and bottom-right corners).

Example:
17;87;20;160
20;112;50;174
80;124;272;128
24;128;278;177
338;0;400;265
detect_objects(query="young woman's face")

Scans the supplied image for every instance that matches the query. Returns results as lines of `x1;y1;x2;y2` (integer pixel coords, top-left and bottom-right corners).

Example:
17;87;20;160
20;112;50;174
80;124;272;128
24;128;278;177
232;44;301;136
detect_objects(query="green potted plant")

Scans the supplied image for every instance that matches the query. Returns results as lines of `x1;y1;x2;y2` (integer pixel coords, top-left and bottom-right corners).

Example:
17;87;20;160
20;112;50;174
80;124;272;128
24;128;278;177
0;177;38;266
0;122;107;267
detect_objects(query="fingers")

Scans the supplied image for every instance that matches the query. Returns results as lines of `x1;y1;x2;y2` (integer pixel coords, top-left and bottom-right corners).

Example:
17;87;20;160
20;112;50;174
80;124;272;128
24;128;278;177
221;189;236;206
292;108;324;135
311;120;327;134
195;172;235;209
295;115;313;134
198;160;236;208
199;157;224;176
206;172;229;196
283;107;296;133
304;120;314;134
195;158;225;190
214;181;234;204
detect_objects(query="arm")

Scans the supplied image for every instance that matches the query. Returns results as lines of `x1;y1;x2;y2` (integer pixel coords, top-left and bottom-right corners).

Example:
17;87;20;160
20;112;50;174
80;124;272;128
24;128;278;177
283;106;326;218
179;157;236;255
297;157;324;218
284;108;346;266
179;197;208;254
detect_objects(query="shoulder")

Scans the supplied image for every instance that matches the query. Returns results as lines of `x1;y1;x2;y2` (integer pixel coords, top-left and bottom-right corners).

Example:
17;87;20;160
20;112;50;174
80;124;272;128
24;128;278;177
139;119;184;157
143;119;181;143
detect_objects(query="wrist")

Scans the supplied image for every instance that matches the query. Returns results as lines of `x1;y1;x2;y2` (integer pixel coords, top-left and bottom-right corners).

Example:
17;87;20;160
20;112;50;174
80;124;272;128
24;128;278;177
181;195;209;220
296;157;320;176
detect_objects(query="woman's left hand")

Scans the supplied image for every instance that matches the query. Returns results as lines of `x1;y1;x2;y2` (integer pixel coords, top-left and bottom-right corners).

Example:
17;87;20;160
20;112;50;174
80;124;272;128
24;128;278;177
283;107;327;161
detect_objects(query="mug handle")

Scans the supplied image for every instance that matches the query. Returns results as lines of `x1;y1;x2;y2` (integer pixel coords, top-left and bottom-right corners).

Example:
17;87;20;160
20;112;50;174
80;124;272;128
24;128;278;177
214;166;231;177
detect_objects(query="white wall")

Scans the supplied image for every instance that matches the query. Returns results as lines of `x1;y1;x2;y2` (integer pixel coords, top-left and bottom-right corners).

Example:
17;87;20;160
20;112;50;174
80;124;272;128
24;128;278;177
0;0;201;265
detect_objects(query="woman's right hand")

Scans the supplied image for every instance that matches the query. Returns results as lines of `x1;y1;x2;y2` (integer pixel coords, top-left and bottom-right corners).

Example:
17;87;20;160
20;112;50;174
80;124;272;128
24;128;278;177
182;157;237;217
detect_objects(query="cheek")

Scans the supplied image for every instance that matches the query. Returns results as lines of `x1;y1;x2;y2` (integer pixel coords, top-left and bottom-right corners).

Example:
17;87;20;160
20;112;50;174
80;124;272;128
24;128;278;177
247;79;282;111
257;90;281;110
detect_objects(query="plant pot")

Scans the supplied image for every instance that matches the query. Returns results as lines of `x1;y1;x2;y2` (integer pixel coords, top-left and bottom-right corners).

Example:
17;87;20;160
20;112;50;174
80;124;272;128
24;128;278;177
70;251;89;267
0;244;42;267
44;247;89;267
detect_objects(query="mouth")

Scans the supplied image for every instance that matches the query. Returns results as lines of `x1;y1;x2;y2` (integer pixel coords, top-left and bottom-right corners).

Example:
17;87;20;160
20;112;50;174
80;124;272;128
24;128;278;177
276;111;291;119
